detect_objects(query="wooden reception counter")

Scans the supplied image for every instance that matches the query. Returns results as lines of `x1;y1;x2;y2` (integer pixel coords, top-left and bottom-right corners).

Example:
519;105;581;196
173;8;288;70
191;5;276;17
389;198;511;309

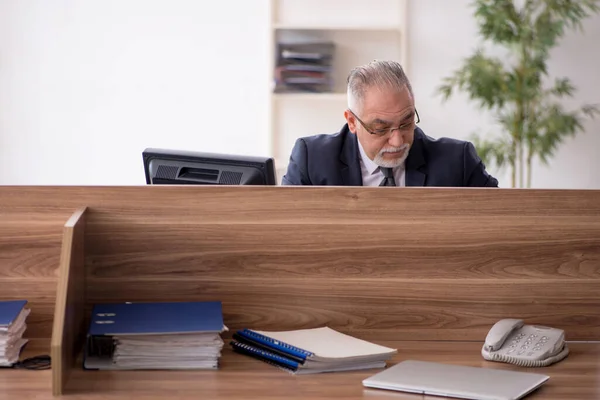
0;186;598;399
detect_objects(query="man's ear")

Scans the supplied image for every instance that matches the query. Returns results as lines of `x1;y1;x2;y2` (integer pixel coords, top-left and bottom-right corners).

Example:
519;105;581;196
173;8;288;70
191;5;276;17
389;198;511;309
344;109;358;134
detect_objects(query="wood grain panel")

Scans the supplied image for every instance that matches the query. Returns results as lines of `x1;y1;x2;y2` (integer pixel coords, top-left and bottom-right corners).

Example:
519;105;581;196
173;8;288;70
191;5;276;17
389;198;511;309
85;278;600;341
3;186;599;341
0;219;63;279
2;186;600;221
85;220;600;280
0;250;60;278
0;206;76;342
74;187;600;343
52;208;87;396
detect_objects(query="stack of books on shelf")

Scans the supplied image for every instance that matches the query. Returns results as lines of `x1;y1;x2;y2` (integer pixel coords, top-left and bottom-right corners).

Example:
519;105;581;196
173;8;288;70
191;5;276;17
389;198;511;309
83;301;227;370
0;300;30;367
230;326;397;374
274;42;336;93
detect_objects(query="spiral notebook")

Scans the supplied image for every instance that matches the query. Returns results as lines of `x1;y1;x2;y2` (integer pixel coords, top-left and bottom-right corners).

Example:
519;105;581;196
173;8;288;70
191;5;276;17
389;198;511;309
230;327;396;374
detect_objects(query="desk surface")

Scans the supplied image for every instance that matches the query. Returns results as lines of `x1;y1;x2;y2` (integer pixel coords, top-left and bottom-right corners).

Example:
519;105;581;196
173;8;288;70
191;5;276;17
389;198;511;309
1;341;598;399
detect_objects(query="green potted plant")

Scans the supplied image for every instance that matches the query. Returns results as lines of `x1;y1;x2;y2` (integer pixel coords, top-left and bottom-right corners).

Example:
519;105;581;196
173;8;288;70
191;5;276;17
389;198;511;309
438;0;600;188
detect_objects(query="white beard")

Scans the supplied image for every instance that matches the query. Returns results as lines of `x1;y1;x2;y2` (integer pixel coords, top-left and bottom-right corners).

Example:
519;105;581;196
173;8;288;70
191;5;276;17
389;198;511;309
374;144;410;168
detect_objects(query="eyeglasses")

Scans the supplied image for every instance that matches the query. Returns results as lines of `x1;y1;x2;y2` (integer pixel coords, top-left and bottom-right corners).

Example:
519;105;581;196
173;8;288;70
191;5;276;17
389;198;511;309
348;108;420;137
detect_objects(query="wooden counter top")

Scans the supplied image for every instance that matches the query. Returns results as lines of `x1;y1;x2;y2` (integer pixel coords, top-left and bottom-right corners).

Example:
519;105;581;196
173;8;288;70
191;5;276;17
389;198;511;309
1;341;598;399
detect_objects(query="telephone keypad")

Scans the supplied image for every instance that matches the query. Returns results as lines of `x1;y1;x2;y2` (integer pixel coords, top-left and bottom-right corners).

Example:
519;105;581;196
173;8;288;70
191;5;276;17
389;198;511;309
506;331;548;357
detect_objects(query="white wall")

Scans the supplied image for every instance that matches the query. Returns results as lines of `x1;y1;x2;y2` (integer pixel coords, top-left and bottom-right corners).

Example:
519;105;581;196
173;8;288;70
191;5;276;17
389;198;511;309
408;0;600;188
1;0;599;187
0;0;271;184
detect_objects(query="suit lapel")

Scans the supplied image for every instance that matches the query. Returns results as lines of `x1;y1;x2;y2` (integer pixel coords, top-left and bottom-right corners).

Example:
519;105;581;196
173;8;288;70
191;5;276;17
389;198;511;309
406;166;426;186
338;126;428;186
339;126;363;186
405;128;427;186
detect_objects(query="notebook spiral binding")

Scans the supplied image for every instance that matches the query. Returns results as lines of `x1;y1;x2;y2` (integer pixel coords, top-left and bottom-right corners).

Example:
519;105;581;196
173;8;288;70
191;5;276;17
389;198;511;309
230;341;299;373
239;329;313;360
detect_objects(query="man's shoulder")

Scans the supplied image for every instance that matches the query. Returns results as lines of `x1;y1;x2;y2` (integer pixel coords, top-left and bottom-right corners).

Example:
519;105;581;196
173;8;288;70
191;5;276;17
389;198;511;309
417;128;469;150
296;125;351;153
299;126;349;145
414;128;498;187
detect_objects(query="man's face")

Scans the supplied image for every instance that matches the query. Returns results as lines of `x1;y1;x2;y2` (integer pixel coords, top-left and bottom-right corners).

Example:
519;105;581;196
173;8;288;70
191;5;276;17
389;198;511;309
345;85;416;168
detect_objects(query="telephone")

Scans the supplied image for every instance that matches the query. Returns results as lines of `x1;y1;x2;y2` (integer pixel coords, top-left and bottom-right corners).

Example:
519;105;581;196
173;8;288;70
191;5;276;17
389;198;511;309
481;319;569;367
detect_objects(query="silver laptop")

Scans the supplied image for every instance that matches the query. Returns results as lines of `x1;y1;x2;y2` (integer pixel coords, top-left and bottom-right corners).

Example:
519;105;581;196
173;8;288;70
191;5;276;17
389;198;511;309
362;360;549;400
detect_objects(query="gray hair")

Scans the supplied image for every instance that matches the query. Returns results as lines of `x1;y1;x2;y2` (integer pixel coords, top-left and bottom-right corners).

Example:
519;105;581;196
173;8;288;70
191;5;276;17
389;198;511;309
346;60;413;111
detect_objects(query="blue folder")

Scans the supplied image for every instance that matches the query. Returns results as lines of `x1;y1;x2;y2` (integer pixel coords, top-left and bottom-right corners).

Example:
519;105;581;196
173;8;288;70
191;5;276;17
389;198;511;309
84;301;225;370
89;301;225;335
0;300;27;328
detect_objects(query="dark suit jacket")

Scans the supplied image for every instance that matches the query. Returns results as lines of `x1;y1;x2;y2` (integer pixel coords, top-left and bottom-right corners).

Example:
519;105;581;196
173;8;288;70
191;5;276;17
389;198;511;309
281;124;499;187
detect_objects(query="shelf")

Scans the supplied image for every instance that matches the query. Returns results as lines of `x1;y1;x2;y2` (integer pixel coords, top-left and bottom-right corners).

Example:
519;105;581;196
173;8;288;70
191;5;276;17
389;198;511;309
273;92;347;101
269;0;408;165
273;24;401;32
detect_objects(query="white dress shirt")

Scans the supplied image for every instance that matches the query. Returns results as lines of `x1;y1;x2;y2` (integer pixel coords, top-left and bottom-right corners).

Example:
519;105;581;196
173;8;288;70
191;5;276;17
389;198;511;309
357;139;406;187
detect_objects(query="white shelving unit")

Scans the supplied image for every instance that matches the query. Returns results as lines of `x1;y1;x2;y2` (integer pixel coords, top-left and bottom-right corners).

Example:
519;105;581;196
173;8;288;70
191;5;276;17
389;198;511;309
268;0;409;182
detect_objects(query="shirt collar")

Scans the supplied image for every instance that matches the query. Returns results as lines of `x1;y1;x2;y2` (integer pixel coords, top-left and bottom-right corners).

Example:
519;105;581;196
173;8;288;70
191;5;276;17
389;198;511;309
357;137;381;175
357;138;406;175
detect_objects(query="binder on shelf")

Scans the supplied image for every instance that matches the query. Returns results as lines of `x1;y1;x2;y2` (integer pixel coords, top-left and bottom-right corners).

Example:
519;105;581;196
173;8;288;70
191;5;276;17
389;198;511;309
230;326;396;374
84;301;227;370
0;300;31;367
274;42;336;94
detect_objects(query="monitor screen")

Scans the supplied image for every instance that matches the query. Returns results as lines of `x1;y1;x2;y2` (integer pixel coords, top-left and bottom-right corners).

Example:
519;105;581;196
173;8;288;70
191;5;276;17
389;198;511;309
142;148;277;185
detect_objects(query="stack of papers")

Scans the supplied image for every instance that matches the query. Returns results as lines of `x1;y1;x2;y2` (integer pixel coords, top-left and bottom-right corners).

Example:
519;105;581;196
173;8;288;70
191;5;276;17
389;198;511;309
84;301;227;370
231;326;397;374
0;300;30;366
112;332;224;369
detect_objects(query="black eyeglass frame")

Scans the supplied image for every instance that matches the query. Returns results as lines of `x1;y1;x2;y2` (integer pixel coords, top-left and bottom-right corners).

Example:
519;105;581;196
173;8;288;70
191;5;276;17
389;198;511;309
348;108;420;137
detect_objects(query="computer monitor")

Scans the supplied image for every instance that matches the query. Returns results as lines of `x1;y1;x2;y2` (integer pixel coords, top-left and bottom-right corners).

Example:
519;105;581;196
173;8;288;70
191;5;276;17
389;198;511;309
142;148;277;185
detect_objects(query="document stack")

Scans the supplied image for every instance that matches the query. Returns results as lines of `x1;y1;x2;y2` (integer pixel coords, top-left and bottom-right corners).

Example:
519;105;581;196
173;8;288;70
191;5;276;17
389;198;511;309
230;326;397;374
274;41;335;93
0;300;30;367
84;301;227;370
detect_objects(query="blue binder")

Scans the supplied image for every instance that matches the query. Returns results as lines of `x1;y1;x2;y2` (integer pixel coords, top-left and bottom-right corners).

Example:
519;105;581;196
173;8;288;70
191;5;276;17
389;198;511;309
89;301;225;335
84;301;225;370
0;300;29;368
0;300;27;328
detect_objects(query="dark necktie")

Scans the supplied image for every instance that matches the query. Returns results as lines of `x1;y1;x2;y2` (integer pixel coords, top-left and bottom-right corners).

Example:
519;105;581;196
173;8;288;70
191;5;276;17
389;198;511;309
379;167;396;186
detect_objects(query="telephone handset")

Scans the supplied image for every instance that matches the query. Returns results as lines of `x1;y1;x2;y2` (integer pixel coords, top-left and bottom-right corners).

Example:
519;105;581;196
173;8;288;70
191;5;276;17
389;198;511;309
481;319;569;367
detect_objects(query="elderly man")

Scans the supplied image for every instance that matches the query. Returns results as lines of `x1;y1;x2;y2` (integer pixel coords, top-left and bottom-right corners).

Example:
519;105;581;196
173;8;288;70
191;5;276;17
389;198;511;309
281;60;498;187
